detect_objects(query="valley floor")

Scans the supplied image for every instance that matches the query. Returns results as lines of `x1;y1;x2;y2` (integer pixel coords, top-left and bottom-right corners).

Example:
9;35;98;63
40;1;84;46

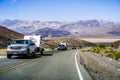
81;38;120;43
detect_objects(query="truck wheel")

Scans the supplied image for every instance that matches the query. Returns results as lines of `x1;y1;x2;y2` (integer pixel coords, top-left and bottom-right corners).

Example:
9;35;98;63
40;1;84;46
32;53;36;58
7;54;12;59
32;49;36;58
41;51;43;55
24;49;30;58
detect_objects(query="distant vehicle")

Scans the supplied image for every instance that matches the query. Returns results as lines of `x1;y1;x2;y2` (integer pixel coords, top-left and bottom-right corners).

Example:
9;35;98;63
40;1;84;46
71;45;77;49
57;45;66;50
57;42;67;50
7;39;37;58
79;46;82;49
24;35;44;55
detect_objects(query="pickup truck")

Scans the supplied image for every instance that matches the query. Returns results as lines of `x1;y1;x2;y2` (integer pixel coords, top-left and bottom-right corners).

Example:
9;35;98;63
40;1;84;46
57;42;67;50
7;39;37;58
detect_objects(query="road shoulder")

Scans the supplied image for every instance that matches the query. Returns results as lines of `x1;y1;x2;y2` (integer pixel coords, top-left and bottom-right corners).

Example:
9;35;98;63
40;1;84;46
78;51;120;80
76;50;93;80
0;56;6;58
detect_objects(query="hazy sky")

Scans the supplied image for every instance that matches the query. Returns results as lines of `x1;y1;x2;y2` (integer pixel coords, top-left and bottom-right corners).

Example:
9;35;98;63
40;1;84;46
0;0;120;22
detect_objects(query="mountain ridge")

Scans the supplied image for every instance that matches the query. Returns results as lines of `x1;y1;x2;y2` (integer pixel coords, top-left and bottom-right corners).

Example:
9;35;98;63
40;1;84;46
0;19;120;38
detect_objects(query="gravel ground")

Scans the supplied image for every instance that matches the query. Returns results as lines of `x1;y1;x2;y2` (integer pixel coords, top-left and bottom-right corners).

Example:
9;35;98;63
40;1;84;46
78;51;120;80
0;49;6;56
0;56;6;58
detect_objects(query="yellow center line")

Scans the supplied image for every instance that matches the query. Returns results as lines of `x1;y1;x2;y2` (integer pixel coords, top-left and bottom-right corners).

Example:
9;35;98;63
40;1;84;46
0;58;41;73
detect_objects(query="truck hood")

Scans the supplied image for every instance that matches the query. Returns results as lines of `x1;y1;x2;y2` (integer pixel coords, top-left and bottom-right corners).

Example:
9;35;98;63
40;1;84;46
8;44;29;47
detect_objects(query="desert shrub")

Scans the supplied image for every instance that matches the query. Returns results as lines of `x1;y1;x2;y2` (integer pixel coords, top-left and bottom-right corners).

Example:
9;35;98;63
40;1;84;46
104;50;115;58
91;46;101;53
90;46;120;60
81;49;91;52
113;51;120;60
81;50;86;52
111;44;119;49
104;50;120;60
90;44;107;53
83;44;120;60
98;44;106;48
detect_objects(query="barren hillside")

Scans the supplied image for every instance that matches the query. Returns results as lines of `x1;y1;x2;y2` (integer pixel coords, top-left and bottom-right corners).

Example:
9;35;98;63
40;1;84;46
44;38;95;50
0;26;24;48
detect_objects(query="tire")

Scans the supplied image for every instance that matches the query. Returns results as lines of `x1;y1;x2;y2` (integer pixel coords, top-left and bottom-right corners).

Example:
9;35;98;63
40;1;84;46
37;48;40;52
7;54;12;59
23;54;28;58
32;49;36;58
24;49;30;58
41;51;43;55
32;53;36;58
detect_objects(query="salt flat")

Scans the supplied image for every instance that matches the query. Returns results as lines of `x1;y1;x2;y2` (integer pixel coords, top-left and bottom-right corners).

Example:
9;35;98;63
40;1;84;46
81;38;120;43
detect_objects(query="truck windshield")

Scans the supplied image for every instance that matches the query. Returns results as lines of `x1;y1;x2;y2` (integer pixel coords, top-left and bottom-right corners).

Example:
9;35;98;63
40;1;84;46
11;40;29;44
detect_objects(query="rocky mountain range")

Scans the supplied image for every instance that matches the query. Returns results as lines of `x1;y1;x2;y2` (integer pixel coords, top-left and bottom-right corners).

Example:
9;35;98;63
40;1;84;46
0;19;120;38
0;25;94;49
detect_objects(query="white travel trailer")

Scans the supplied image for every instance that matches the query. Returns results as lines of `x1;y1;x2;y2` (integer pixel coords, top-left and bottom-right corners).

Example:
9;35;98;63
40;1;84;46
24;35;44;54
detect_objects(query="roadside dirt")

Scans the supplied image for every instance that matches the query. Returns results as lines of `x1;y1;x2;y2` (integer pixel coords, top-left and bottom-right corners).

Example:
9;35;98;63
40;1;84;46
78;52;120;80
0;49;6;56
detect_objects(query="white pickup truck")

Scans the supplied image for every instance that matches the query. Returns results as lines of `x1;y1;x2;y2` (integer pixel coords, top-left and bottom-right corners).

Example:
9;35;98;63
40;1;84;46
24;35;44;55
7;39;37;58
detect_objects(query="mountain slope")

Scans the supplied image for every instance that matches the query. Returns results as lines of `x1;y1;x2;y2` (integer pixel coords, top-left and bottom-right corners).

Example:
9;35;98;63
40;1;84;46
30;28;71;37
110;40;120;46
0;26;24;48
0;19;120;38
44;38;95;49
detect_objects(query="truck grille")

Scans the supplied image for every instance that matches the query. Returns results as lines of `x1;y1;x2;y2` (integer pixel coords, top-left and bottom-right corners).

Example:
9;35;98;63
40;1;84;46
10;46;22;49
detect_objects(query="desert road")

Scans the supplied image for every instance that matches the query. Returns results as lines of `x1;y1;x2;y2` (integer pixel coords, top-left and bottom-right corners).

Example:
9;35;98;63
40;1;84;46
0;50;92;80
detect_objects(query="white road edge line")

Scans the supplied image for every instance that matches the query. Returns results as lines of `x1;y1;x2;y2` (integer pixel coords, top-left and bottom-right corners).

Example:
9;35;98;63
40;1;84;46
75;50;84;80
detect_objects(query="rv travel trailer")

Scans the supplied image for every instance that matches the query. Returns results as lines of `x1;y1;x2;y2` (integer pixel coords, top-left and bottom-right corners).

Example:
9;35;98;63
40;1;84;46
24;35;44;55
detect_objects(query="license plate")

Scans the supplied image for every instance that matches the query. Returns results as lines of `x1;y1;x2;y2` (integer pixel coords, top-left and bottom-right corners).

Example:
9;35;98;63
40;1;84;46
14;53;17;54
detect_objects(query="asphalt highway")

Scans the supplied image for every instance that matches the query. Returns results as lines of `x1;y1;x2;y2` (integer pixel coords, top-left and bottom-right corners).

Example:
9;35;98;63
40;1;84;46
0;50;92;80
